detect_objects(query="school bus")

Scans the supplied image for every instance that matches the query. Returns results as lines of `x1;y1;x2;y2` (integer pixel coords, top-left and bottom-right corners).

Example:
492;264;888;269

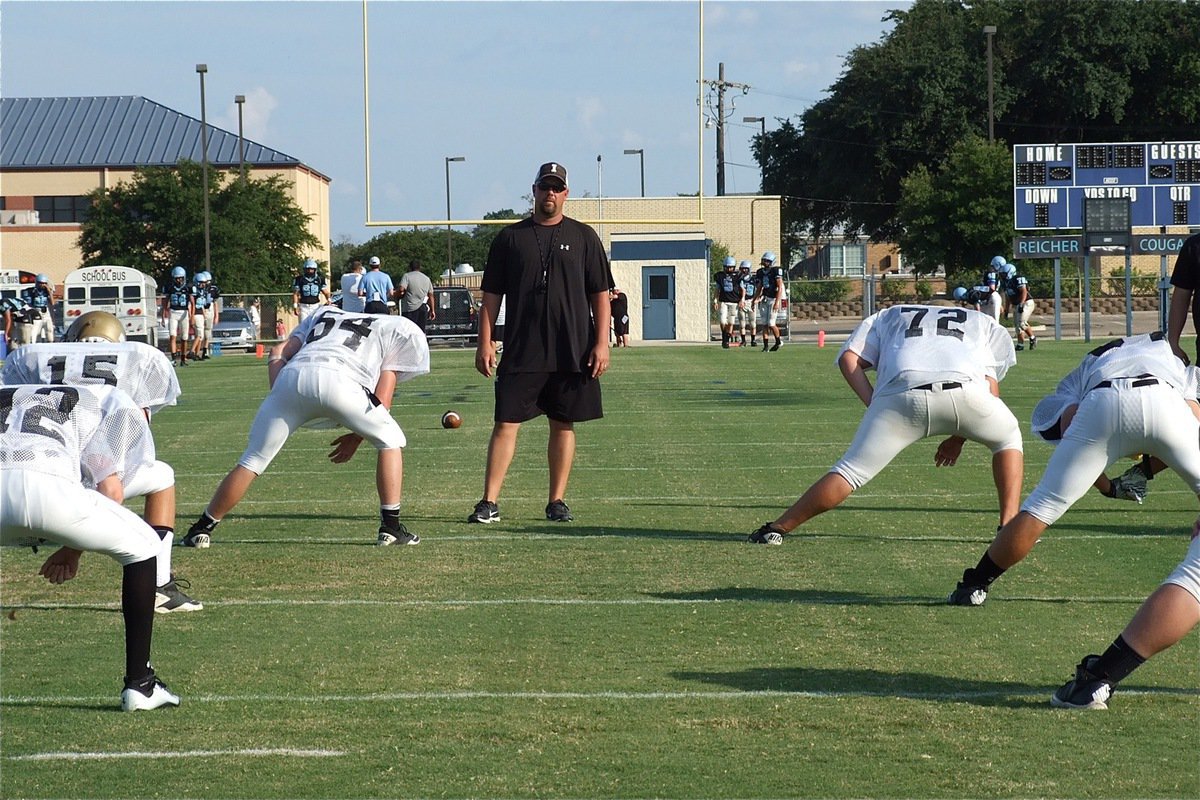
62;265;159;344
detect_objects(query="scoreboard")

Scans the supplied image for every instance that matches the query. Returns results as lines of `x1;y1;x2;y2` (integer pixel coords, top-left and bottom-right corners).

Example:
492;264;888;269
1013;141;1200;230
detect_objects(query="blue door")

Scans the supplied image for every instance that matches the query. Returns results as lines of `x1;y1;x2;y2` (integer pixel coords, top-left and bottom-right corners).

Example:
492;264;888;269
642;266;675;340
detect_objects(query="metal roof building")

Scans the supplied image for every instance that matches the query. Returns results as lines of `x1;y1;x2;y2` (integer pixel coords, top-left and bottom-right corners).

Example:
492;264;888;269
1;96;324;175
0;96;331;280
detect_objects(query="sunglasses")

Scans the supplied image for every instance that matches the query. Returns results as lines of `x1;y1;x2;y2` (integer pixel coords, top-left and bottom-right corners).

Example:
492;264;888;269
536;181;567;193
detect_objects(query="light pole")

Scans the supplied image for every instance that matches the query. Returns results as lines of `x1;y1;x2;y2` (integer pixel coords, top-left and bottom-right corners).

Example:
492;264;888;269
196;64;211;275
235;94;246;183
743;116;766;192
983;26;997;142
623;148;644;197
444;156;465;279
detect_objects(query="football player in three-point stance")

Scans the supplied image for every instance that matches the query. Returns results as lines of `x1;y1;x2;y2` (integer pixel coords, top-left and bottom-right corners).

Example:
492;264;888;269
947;333;1200;606
0;383;181;710
183;305;430;548
2;310;202;613
749;303;1023;544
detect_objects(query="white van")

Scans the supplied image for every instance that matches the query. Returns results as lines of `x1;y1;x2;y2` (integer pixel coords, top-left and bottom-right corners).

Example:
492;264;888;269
63;265;159;344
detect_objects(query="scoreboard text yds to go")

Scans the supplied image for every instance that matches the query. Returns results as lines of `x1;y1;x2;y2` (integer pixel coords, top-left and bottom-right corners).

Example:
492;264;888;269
1013;141;1200;230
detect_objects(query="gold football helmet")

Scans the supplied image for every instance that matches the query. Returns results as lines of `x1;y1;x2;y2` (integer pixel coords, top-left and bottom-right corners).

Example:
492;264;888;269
65;310;126;343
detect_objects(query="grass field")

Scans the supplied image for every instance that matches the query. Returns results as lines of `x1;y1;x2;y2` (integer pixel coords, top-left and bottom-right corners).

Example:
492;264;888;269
1;338;1198;799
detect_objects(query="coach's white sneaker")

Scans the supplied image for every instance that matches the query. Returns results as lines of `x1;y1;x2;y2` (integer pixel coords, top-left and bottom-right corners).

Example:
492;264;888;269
121;674;180;711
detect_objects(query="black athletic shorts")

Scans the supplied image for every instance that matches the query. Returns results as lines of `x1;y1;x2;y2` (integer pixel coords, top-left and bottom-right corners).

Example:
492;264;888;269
494;371;603;424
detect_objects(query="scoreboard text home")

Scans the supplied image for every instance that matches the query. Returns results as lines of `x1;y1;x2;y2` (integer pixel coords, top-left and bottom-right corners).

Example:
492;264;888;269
1013;141;1200;230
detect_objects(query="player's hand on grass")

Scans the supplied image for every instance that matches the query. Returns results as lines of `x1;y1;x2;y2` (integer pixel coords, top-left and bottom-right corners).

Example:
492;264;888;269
328;433;363;463
934;436;966;467
39;547;82;584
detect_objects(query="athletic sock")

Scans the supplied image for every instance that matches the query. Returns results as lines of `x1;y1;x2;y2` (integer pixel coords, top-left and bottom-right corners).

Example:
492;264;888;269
380;504;401;530
1089;635;1147;685
121;558;157;680
151;526;174;586
193;511;220;533
966;552;1005;586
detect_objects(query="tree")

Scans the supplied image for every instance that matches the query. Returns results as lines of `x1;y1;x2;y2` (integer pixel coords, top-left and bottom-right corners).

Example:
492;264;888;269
760;0;1200;249
78;160;319;294
895;135;1012;277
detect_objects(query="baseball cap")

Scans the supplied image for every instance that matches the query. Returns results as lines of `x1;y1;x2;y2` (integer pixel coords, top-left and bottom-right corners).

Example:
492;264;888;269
368;256;381;266
534;162;568;187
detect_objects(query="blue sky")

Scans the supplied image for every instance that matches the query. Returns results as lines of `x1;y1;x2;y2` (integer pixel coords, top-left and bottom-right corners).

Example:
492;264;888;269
2;1;907;244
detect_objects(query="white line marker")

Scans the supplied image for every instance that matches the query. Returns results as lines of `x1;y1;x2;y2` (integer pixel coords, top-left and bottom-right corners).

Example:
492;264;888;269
5;747;345;761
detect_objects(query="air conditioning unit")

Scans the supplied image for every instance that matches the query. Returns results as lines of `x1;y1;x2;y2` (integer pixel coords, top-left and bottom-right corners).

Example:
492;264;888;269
0;210;40;225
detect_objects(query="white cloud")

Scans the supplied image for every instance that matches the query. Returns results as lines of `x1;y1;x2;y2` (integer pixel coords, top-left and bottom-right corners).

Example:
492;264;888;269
576;95;605;141
213;87;277;143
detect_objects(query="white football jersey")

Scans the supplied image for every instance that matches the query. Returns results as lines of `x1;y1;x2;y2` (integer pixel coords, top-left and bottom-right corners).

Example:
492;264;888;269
2;342;180;416
0;384;155;487
839;305;1015;397
286;307;431;388
1031;333;1193;437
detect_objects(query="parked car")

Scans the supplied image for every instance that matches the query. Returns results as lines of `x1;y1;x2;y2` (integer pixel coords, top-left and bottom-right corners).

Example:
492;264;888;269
211;307;256;351
425;286;478;343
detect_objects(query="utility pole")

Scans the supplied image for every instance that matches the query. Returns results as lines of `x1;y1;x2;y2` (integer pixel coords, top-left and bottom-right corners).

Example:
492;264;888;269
702;62;750;197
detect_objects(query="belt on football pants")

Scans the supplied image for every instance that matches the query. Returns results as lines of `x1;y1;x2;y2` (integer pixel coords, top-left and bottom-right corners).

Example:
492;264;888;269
1092;374;1157;390
914;381;962;391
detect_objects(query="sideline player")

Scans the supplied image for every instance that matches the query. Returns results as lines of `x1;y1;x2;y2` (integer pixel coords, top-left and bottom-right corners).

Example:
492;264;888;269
21;273;56;344
749;303;1023;544
713;256;742;348
1050;516;1200;710
293;259;330;324
1005;263;1037;350
0;383;181;710
2;311;202;612
183;305;431;547
162;266;194;367
947;332;1200;606
737;260;757;347
756;251;784;351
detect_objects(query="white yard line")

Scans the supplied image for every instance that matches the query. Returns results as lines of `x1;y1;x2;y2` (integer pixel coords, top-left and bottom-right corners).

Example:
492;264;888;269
4;748;345;762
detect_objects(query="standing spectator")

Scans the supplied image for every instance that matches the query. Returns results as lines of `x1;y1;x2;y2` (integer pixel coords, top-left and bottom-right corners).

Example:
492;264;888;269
610;287;630;347
468;161;613;525
248;298;262;339
946;333;1200;606
756;251;785;351
292;259;329;324
1007;263;1037;351
398;259;436;332
183;306;431;548
1167;231;1200;365
0;383;181;710
360;256;395;315
162;266;194;367
747;304;1023;545
201;271;219;359
1050;516;1200;710
275;318;286;339
21;273;56;344
341;259;366;313
737;260;757;347
3;310;202;613
713;256;742;348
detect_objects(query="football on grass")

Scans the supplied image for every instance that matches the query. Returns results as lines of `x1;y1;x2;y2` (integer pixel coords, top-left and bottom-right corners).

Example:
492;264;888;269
441;411;462;429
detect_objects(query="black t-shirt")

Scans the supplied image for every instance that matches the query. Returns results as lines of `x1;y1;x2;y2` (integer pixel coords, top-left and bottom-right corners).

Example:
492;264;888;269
1170;232;1200;333
481;216;613;373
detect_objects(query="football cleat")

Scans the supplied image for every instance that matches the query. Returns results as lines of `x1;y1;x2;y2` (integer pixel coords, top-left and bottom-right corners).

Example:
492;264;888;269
180;529;210;548
747;523;784;545
947;576;988;606
468;500;500;524
1051;655;1112;710
770;342;781;351
155;576;203;613
545;499;573;522
1029;336;1038;350
377;524;420;546
121;674;180;711
1015;343;1025;351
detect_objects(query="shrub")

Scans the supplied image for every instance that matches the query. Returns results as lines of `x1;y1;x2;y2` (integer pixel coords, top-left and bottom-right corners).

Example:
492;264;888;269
1106;267;1158;296
790;278;850;303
